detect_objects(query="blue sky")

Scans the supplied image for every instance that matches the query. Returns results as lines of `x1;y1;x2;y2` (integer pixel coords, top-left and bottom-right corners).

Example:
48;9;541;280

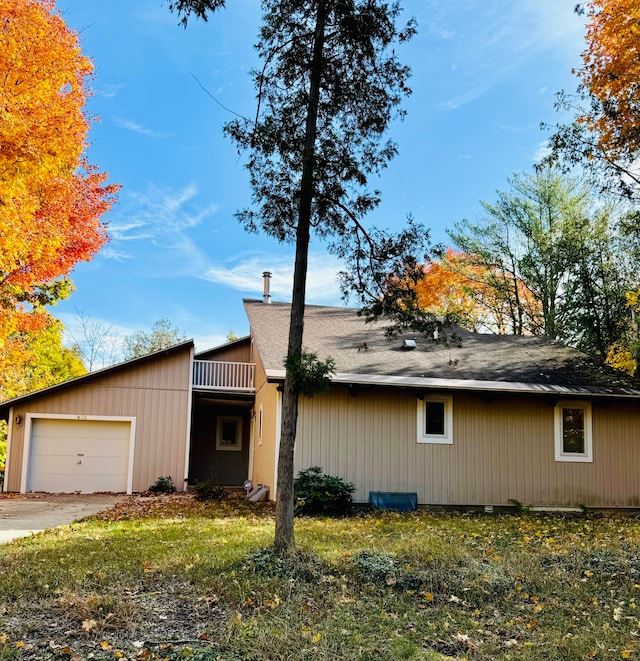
54;0;586;356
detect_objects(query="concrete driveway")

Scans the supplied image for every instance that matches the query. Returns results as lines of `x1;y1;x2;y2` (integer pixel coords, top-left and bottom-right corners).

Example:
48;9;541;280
0;494;125;544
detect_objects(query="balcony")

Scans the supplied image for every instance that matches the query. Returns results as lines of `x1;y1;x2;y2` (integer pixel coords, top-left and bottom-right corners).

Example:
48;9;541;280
192;360;255;392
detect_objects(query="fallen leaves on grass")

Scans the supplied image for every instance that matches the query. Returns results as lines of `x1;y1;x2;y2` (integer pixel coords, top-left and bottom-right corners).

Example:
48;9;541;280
89;492;273;522
81;618;98;632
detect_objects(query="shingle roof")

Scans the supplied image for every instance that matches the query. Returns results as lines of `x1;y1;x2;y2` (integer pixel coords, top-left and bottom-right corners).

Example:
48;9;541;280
244;299;640;398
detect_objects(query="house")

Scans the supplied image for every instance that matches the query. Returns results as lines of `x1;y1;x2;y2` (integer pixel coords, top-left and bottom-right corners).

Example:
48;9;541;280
3;292;640;508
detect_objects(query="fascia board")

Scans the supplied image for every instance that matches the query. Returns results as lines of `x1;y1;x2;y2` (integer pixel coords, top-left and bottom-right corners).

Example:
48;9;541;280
264;369;640;399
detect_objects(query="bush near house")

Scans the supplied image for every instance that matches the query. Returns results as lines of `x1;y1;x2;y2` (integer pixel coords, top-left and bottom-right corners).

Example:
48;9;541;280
294;465;356;516
147;475;177;494
192;478;227;501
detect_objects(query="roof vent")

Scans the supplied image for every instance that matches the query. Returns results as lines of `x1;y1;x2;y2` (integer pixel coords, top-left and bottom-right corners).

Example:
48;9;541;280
262;271;272;304
403;339;416;350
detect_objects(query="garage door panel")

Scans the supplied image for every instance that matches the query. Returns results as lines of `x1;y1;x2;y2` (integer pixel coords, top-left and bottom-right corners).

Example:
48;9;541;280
30;454;129;476
32;420;130;441
26;473;126;495
27;418;132;493
29;435;131;458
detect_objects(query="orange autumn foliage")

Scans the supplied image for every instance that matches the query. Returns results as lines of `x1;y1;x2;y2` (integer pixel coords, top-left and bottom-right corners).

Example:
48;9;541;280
605;290;640;376
415;250;542;334
0;0;118;346
414;249;482;323
577;0;640;160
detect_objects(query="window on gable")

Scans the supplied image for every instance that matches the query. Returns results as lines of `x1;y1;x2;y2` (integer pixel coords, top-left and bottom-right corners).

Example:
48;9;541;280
417;395;453;444
554;400;592;462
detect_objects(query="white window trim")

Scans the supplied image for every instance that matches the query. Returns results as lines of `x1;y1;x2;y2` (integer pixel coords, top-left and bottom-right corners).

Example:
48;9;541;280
554;400;593;463
216;416;243;452
417;394;453;444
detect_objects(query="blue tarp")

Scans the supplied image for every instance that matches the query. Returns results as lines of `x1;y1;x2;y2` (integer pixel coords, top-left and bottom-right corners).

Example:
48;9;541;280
368;491;418;511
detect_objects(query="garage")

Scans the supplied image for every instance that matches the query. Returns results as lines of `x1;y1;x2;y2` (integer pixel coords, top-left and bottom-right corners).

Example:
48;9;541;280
24;417;134;494
1;342;193;494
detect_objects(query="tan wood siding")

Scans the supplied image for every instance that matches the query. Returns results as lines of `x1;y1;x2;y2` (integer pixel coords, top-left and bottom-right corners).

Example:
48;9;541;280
205;342;251;363
6;349;192;493
294;386;640;508
249;345;278;493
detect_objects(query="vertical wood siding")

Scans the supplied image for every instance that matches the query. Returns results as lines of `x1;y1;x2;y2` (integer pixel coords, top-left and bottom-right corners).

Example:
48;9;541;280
249;348;279;493
205;342;251;363
6;349;192;493
294;386;640;508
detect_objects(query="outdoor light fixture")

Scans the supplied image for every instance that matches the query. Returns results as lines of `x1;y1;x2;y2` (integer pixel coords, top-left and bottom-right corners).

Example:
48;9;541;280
15;415;22;426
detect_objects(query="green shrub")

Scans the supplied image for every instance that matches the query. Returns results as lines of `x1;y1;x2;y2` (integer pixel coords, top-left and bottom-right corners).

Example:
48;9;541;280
193;479;227;502
294;465;355;516
148;475;177;494
242;547;326;582
351;550;422;590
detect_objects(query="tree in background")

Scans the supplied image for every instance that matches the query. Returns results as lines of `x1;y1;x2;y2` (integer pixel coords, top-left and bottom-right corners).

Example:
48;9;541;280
66;309;122;371
603;211;640;375
547;1;640;367
0;0;118;376
0;320;85;403
449;167;589;337
0;320;85;473
414;249;540;334
449;166;629;358
561;207;629;357
550;0;640;201
171;0;429;551
413;250;480;327
123;319;187;360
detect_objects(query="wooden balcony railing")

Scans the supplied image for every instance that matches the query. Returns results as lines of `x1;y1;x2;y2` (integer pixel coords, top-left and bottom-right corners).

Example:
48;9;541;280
192;360;255;392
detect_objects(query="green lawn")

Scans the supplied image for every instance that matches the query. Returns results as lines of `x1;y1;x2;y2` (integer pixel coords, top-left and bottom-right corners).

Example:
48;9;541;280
1;495;640;660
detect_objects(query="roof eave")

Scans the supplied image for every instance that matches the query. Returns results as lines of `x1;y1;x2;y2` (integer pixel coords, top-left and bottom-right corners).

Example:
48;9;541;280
264;369;640;399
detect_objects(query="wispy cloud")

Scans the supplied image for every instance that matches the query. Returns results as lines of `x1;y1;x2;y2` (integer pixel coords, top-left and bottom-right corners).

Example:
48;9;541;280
533;140;552;164
97;83;123;99
108;220;154;241
109;184;218;242
202;252;344;305
427;23;455;40
114;118;168;138
422;1;585;111
100;247;132;261
102;183;220;278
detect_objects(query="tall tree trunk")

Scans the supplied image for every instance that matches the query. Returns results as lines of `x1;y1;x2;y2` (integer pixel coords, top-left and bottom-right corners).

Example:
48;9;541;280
273;1;326;554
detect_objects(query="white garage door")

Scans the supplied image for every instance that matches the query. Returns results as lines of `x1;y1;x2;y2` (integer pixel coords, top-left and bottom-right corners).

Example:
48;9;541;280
27;418;131;493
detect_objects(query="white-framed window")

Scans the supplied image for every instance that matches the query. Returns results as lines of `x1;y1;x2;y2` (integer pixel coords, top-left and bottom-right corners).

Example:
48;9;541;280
554;400;593;462
417;394;453;444
216;416;243;451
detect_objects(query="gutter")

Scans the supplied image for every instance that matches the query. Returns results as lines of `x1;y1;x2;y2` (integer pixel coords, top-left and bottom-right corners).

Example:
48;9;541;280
264;369;640;400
